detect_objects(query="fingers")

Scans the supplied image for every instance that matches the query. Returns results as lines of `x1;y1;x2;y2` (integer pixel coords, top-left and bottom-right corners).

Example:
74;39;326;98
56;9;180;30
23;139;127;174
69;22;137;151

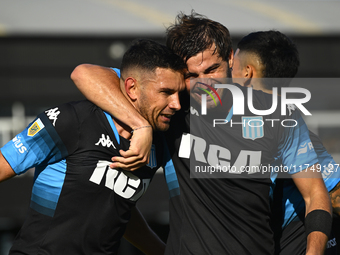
111;149;150;171
110;157;147;171
119;149;150;162
110;127;153;171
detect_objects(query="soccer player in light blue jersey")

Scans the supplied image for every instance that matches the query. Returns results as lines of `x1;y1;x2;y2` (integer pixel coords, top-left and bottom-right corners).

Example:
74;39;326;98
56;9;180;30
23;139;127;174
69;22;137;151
232;30;340;255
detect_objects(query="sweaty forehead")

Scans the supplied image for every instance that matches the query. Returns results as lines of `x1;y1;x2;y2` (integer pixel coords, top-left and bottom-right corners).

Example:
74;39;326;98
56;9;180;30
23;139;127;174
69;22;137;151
149;68;183;85
186;48;222;73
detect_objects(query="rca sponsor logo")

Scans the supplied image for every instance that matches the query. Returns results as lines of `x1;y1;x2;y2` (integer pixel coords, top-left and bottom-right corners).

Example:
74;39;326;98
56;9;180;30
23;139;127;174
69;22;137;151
179;133;262;174
89;160;150;201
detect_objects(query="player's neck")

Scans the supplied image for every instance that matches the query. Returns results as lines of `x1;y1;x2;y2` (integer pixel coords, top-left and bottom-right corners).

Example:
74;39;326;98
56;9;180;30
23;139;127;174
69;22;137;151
248;78;272;94
254;86;273;94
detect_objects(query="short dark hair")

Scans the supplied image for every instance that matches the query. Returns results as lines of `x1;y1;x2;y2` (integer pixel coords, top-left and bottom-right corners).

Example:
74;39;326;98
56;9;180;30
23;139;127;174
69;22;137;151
237;30;299;88
121;39;186;75
166;11;233;64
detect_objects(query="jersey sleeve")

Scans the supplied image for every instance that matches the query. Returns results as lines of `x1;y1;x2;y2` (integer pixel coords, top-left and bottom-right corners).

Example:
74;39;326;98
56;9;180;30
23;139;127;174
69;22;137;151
276;106;318;174
309;131;340;191
0;103;80;175
162;134;180;198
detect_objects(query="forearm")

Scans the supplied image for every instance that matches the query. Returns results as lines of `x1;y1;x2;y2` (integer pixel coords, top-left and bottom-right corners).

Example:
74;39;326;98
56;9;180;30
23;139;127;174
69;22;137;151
124;206;165;255
71;64;149;129
304;185;332;215
292;165;332;214
293;165;332;254
305;187;332;255
306;231;328;255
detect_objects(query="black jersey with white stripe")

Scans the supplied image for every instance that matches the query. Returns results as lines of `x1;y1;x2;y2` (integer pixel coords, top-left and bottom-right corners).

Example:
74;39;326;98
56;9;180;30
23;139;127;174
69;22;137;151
1;100;163;255
164;84;318;255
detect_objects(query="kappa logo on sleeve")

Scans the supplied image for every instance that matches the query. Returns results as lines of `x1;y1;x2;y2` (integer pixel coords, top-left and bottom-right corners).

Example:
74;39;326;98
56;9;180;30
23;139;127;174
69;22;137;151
287;104;297;116
28;118;45;137
45;107;60;126
190;106;199;116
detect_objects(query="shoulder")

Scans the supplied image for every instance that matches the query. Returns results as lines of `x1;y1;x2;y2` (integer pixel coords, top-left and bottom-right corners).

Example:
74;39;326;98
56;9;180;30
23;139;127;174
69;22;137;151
41;100;104;131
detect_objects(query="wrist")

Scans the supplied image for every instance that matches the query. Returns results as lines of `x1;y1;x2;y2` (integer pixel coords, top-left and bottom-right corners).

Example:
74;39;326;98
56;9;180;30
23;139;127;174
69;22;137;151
131;125;152;134
305;210;332;238
130;118;150;131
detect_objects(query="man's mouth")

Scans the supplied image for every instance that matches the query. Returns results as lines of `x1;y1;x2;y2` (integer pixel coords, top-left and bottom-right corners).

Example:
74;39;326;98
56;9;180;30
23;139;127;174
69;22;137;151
193;81;211;93
160;113;174;122
191;81;223;106
193;82;217;99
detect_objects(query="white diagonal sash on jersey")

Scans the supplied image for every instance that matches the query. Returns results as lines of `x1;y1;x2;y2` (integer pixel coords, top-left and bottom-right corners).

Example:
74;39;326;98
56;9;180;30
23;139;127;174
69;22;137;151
242;116;264;140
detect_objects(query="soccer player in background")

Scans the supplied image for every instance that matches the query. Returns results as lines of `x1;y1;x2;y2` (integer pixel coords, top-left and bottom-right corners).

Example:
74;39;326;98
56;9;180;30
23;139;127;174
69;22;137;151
232;30;340;255
0;39;186;254
71;12;332;254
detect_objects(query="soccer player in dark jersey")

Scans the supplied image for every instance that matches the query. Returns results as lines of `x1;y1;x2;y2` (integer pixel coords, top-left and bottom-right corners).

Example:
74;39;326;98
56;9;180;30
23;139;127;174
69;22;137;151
70;12;332;255
232;30;340;255
0;39;186;255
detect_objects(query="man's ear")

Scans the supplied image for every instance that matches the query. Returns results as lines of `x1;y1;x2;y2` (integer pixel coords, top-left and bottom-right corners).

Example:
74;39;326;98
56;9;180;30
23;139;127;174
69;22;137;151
228;49;234;70
124;77;138;101
244;65;255;87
